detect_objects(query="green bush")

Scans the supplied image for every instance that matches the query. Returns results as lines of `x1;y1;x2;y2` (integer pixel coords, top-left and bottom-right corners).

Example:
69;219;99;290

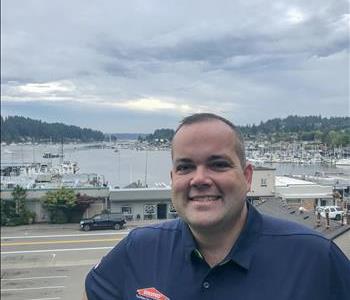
41;187;76;223
1;191;36;226
48;209;68;224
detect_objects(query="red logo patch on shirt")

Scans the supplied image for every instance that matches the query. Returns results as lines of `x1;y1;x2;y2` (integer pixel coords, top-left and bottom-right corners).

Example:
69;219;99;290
136;287;169;300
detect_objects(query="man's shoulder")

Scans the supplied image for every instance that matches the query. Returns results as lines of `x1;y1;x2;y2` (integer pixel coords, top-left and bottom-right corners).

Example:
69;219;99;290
257;213;332;257
127;218;183;243
260;213;327;240
132;218;183;233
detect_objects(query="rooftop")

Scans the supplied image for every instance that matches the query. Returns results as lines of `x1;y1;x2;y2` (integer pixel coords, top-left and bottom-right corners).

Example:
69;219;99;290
253;166;276;171
254;198;349;240
275;176;316;187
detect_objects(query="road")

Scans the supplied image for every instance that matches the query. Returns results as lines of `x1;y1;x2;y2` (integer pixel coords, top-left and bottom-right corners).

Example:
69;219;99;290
1;222;349;300
1;225;129;300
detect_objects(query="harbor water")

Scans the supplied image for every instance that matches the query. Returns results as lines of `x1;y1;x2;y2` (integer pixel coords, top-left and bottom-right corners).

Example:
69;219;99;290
1;143;349;188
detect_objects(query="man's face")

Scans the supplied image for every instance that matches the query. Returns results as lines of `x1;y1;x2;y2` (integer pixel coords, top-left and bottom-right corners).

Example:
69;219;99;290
171;120;253;232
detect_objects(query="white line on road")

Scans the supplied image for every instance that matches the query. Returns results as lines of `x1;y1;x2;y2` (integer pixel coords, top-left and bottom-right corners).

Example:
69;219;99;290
1;275;68;281
1;285;65;292
1;246;113;255
26;298;60;300
1;231;129;240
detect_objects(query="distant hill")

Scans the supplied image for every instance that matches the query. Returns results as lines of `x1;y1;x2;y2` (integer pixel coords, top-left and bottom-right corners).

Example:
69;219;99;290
141;115;350;147
240;115;349;135
138;129;175;142
1;115;105;143
108;133;149;140
2;115;348;146
240;115;350;146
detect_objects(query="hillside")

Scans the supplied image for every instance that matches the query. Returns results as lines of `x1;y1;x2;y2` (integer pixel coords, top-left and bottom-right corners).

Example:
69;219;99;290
1;115;349;146
240;115;349;146
1;116;105;143
141;116;350;147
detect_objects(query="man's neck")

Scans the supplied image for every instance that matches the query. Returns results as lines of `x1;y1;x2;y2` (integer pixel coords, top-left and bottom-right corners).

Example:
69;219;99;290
190;204;248;268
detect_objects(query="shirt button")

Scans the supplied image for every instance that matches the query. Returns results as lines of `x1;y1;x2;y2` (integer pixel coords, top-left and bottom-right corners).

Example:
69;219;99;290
203;281;210;289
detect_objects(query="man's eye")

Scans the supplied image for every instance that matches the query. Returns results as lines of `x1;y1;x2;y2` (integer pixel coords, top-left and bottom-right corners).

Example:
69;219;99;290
210;161;231;170
176;164;193;173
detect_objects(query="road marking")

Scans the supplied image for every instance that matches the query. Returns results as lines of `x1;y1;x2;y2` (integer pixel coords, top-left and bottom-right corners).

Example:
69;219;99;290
2;237;123;246
1;275;68;281
1;231;129;240
1;285;65;292
26;297;61;300
26;298;60;300
1;246;113;255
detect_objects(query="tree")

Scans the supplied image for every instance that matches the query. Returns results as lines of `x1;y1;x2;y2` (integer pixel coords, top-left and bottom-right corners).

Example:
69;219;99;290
41;187;77;223
12;185;27;215
0;185;35;226
1;115;105;143
69;193;98;222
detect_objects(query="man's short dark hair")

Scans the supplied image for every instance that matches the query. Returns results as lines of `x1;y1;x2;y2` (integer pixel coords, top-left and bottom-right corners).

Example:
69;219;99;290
172;113;246;167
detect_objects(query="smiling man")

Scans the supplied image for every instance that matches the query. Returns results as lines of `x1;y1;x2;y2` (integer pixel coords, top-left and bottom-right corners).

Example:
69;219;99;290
84;113;350;300
170;114;253;267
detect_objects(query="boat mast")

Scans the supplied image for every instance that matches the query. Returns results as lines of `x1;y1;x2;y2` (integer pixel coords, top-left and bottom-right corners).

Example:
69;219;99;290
60;138;64;164
144;150;148;187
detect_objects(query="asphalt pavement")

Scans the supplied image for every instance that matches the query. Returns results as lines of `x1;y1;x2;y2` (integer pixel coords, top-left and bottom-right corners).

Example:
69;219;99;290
1;219;349;300
1;223;133;300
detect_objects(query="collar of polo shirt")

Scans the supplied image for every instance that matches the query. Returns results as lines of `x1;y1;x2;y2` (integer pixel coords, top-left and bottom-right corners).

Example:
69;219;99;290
181;201;263;270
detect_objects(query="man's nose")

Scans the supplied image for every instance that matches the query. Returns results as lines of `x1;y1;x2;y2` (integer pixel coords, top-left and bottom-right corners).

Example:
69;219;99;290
190;166;212;188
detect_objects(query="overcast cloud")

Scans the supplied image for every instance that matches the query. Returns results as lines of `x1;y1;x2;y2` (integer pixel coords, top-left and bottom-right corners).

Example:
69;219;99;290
1;0;349;133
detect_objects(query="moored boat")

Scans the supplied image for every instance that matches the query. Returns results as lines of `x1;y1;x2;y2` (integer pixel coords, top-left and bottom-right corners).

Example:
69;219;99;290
335;158;350;166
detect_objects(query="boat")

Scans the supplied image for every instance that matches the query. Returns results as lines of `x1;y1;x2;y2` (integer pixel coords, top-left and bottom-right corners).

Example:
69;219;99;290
335;158;350;166
0;160;105;190
43;152;62;159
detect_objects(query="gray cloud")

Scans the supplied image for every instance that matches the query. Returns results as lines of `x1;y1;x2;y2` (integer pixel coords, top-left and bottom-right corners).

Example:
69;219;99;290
1;0;349;132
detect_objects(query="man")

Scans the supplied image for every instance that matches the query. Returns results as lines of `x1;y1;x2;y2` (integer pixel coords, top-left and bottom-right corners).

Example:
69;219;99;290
84;113;350;300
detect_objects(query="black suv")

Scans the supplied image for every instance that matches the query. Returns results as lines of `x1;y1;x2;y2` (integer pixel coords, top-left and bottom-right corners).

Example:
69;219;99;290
80;212;126;231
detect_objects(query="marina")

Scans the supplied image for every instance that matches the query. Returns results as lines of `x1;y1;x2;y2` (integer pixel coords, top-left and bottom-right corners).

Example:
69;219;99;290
1;141;349;190
1;140;349;259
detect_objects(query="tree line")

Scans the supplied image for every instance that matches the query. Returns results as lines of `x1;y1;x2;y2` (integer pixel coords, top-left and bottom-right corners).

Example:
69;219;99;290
138;128;175;143
2;115;348;146
140;115;350;147
1;115;105;143
240;115;350;146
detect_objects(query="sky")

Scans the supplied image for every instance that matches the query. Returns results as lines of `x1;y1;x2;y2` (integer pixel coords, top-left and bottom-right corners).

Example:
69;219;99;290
1;0;349;133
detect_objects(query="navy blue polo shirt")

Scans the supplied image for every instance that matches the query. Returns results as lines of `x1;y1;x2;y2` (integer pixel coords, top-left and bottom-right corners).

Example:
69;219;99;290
85;203;350;300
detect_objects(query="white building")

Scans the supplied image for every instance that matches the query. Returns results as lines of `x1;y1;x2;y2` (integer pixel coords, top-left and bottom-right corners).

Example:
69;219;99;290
109;166;276;221
275;176;333;209
1;167;277;222
247;166;275;201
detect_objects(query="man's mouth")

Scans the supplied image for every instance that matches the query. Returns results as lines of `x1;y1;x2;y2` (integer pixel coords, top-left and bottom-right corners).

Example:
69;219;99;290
188;195;222;201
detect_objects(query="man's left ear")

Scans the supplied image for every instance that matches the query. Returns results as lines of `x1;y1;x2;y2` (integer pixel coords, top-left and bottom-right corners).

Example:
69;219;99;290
244;163;253;188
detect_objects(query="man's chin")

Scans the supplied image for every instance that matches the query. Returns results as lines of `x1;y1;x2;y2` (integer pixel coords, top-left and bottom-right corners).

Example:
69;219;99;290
186;217;223;233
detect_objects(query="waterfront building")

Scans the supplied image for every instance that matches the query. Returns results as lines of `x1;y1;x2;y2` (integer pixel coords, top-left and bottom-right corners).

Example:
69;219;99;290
275;176;333;209
1;166;345;223
0;186;109;222
108;166;276;221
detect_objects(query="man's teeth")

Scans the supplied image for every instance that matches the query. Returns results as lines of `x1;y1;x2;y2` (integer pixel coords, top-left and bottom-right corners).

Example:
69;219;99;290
190;196;220;201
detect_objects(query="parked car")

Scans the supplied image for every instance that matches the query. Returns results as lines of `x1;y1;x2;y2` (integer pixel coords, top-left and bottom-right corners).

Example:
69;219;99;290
80;212;126;231
315;206;344;220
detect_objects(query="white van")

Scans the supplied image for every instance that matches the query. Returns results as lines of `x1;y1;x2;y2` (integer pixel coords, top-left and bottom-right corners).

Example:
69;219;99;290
316;206;344;220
